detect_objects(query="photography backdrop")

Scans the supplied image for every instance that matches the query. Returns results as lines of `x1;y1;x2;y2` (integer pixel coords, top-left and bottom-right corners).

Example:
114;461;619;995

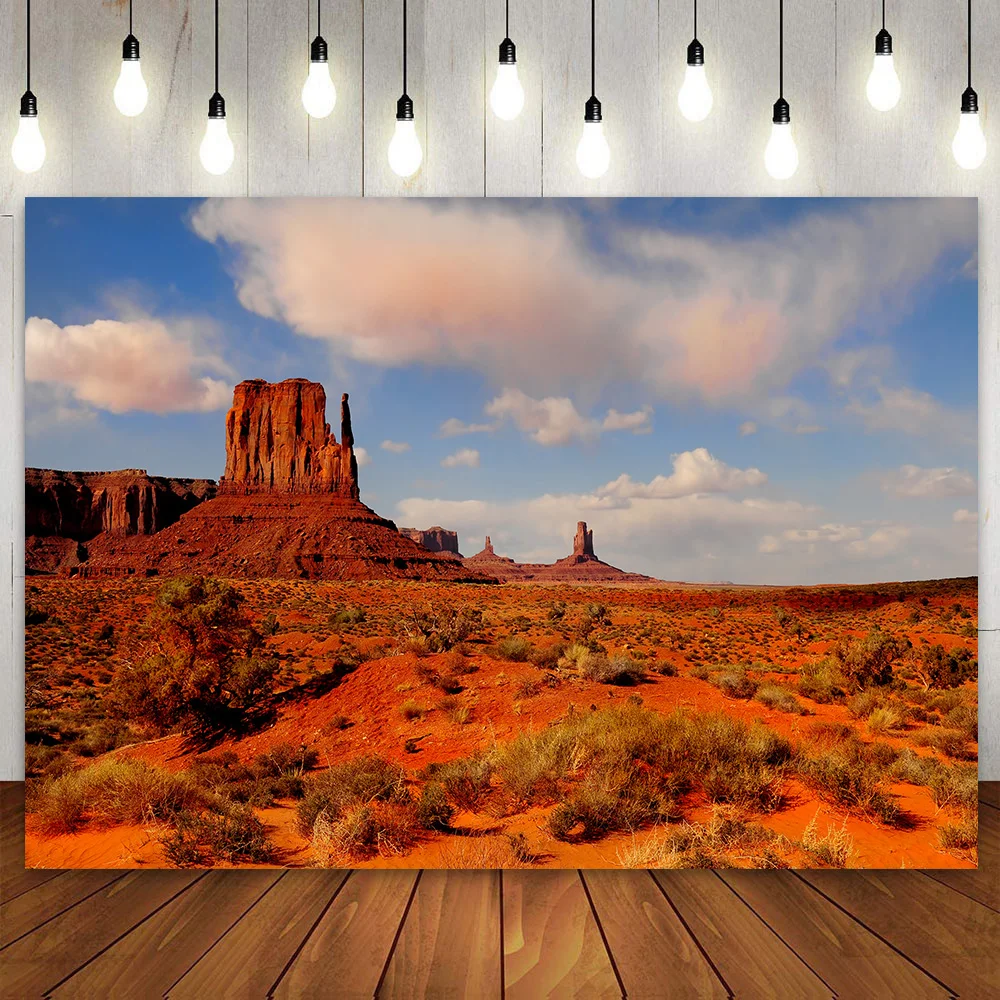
1;0;997;780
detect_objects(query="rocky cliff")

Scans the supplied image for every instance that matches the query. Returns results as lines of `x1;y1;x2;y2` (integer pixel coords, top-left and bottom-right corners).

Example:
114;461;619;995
219;379;359;498
573;521;595;557
399;526;461;556
26;468;216;540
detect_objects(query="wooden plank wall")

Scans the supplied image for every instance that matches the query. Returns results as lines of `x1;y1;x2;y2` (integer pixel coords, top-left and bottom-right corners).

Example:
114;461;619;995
0;0;997;779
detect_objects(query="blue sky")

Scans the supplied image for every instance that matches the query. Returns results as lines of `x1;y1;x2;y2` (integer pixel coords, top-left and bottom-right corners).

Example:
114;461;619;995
25;197;978;585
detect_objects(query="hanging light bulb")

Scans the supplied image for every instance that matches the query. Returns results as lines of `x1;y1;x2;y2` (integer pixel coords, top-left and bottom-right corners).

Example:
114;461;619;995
577;97;610;178
577;0;609;179
199;1;234;175
764;1;798;180
952;1;986;170
866;4;900;111
302;1;336;118
200;93;234;175
388;0;422;177
389;95;422;177
765;99;798;179
12;0;45;173
490;2;524;121
678;1;712;122
113;1;148;117
12;92;45;173
953;88;986;170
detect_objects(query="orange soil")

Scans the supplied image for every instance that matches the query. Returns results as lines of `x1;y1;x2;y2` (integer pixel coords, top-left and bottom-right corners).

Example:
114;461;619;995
24;577;979;870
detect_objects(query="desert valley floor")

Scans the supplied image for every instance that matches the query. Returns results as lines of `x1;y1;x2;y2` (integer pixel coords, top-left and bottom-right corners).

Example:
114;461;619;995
24;576;978;871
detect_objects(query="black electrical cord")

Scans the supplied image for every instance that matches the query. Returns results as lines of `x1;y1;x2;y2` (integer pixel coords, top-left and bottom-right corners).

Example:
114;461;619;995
590;0;595;97
214;0;219;94
779;0;783;99
403;0;407;95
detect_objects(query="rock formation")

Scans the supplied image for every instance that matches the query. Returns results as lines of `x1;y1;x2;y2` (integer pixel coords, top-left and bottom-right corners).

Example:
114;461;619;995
399;526;461;557
573;521;595;558
465;524;657;584
61;379;493;582
220;379;359;498
25;469;216;572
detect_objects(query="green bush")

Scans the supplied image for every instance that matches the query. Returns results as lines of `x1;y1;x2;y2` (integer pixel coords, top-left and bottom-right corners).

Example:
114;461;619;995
713;668;758;700
492;636;533;662
755;683;807;715
833;629;905;689
416;782;454;829
797;658;846;703
580;653;646;686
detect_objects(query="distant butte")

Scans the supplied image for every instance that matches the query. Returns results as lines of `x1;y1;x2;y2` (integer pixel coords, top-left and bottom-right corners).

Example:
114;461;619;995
463;522;659;584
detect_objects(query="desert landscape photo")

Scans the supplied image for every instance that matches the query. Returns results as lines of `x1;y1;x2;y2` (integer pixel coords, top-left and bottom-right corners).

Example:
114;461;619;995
23;196;978;870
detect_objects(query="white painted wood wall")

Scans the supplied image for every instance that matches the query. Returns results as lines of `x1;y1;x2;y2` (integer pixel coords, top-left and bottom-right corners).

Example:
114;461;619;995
1;0;997;779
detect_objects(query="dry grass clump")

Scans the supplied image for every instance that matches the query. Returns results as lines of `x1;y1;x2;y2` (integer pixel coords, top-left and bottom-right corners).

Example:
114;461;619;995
35;758;210;834
399;699;429;721
712;667;758;700
490;636;534;662
797;658;846;703
162;804;274;866
616;807;787;869
801;812;857;868
938;810;978;852
754;682;808;715
439;832;538;869
912;727;974;760
797;736;901;826
579;652;646;686
298;755;431;863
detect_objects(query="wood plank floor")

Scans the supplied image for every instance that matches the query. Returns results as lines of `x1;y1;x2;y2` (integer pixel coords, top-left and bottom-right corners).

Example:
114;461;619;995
2;784;997;998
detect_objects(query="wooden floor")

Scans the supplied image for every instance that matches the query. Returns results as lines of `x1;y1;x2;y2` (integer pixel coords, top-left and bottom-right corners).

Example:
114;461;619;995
2;784;998;998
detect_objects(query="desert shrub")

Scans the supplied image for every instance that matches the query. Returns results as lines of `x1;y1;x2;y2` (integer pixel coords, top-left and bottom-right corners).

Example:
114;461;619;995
398;603;483;653
833;629;905;689
183;804;273;863
580;653;646;686
25;602;49;625
797;737;900;826
422;755;493;812
416;782;454;829
492;636;533;662
328;604;366;627
34;758;210;834
616;808;786;869
652;660;678;677
801;813;856;868
755;683;807;715
515;677;541;700
72;719;135;757
399;700;428;721
529;642;566;670
914;645;977;690
938;813;978;851
441;649;471;674
25;744;74;781
297;755;411;835
797;658;846;703
928;762;979;810
558;643;590;669
865;706;908;735
944;704;978;741
107;577;279;736
913;727;973;760
713;668;758;700
690;664;711;681
311;801;419;863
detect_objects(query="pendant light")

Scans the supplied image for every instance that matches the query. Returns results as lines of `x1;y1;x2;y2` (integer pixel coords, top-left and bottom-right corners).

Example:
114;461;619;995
302;0;337;119
576;0;610;179
489;1;525;121
11;0;45;173
678;0;713;123
952;0;986;170
199;0;234;175
764;0;798;180
388;0;422;177
865;1;900;111
113;0;149;117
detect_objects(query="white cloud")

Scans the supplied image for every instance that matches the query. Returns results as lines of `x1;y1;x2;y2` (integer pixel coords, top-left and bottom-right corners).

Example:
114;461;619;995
953;508;978;524
354;446;372;467
597;449;767;500
881;465;976;498
439;417;499;437
847;524;912;558
793;424;825;435
602;406;653;434
848;382;974;441
380;439;411;454
739;421;758;436
190;198;975;408
482;389;652;446
26;315;232;414
441;448;480;469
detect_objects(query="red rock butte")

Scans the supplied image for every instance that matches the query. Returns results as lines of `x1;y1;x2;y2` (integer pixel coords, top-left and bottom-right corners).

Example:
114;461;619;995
26;379;491;582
